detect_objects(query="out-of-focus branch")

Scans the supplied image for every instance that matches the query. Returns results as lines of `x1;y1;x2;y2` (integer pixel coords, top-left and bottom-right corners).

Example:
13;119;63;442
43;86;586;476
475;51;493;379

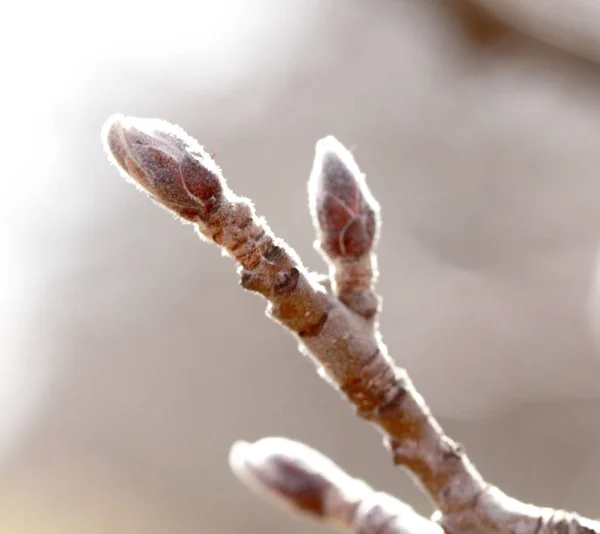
446;0;509;45
101;115;600;534
457;0;600;63
229;437;442;534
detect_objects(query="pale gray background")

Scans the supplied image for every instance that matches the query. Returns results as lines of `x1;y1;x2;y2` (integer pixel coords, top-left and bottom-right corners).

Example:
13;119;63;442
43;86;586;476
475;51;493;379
2;0;600;532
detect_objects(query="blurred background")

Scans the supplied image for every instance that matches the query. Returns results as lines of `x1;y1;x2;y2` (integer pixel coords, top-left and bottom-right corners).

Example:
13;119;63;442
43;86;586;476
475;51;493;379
3;0;600;531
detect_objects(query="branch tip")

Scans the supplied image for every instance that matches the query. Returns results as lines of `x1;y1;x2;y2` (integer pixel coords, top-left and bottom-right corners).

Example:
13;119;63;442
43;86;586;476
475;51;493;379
229;437;371;524
229;437;442;534
230;437;335;519
309;136;381;319
309;136;380;260
101;114;224;221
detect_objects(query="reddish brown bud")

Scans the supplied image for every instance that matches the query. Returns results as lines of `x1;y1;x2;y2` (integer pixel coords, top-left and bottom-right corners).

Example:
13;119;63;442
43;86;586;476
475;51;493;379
229;438;370;522
102;114;224;221
309;136;379;259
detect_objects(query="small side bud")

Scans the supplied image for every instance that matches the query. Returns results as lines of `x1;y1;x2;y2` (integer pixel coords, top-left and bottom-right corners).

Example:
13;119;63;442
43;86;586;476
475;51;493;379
229;438;370;523
308;136;380;259
102;114;224;221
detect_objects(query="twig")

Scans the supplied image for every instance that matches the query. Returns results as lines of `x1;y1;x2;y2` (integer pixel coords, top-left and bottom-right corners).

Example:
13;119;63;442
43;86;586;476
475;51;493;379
101;114;600;534
308;136;380;322
230;437;442;534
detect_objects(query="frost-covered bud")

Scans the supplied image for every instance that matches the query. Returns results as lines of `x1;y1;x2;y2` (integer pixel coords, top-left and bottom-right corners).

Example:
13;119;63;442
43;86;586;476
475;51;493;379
308;136;379;259
102;114;223;221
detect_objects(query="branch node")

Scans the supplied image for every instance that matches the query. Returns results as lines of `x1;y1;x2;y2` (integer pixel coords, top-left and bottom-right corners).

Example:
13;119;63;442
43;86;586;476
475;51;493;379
298;311;329;338
274;267;300;295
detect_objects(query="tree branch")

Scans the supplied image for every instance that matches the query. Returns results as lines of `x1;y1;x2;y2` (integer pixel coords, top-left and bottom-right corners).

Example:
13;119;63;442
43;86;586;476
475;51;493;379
230;437;442;534
466;0;600;63
101;114;600;534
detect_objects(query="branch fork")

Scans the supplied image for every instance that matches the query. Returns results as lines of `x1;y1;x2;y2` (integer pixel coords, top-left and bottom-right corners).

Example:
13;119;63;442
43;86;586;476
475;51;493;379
102;114;599;534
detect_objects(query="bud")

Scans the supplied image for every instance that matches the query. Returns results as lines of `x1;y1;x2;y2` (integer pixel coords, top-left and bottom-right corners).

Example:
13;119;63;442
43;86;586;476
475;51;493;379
102;114;223;221
308;136;379;259
229;438;370;521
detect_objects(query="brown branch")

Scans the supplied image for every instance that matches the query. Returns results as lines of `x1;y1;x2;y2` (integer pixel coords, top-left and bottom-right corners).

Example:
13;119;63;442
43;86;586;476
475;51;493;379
466;0;600;64
229;437;442;534
101;114;600;534
446;0;509;45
